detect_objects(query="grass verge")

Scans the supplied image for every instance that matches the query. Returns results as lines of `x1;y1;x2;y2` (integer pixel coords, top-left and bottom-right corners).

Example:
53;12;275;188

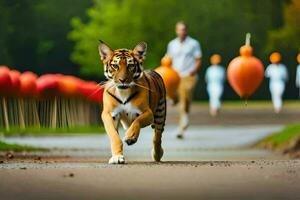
256;124;300;155
1;126;105;137
0;140;46;152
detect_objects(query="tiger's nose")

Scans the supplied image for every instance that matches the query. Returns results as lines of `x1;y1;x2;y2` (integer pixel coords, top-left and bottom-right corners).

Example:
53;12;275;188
119;78;127;83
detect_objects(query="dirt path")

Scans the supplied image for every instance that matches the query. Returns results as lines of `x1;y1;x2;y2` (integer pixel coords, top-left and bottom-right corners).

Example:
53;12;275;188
1;160;300;200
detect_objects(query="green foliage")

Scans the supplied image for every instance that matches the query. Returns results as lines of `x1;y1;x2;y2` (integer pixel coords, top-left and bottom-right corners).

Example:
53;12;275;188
0;0;92;74
266;0;300;53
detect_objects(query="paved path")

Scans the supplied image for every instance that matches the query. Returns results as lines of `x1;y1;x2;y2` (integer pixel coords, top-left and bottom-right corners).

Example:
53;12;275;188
2;125;283;161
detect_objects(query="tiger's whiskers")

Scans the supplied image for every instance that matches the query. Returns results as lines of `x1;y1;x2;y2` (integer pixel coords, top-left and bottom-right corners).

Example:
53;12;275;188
134;83;154;92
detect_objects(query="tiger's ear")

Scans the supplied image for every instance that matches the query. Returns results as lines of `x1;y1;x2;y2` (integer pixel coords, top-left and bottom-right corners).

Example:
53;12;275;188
133;42;147;62
98;40;113;63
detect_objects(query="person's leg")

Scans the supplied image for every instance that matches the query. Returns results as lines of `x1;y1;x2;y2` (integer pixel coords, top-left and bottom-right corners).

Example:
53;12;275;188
177;75;197;138
271;82;284;113
208;85;222;117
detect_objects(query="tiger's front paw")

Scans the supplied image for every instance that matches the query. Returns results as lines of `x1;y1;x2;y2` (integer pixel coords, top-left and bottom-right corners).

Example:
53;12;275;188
124;138;137;146
124;123;140;146
108;155;125;164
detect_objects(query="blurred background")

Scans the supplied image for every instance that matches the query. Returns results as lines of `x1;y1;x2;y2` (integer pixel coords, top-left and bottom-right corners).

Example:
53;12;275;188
0;0;299;101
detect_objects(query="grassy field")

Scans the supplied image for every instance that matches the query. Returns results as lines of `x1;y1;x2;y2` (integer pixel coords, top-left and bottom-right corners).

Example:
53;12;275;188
1;126;105;137
257;123;300;152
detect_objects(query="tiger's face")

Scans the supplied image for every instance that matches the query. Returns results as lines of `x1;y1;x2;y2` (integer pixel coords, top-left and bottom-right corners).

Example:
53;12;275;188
99;41;147;89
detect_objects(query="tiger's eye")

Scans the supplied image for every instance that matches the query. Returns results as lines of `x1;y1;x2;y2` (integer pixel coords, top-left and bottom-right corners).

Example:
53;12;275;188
111;64;119;70
127;64;135;71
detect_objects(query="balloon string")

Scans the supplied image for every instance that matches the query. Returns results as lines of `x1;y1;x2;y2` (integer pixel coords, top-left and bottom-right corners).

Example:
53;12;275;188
245;33;251;46
244;98;248;107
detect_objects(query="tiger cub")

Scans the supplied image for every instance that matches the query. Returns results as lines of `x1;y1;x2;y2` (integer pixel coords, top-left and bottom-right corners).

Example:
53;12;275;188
99;41;166;164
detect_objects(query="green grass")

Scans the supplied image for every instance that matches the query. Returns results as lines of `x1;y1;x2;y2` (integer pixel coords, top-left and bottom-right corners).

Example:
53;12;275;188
1;126;105;137
194;100;300;109
0;140;46;151
258;124;300;148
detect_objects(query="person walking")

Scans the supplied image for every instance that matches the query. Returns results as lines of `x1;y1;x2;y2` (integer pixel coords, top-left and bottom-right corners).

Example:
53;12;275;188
205;54;225;116
296;53;300;98
166;21;202;139
265;52;288;113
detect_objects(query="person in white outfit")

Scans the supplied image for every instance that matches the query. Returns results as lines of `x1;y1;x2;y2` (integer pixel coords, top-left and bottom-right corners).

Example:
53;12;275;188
205;54;225;116
265;52;288;113
296;53;300;98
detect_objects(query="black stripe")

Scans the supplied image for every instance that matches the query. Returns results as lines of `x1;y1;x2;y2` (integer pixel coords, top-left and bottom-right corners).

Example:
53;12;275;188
106;90;139;105
155;108;164;112
154;115;164;118
144;74;151;105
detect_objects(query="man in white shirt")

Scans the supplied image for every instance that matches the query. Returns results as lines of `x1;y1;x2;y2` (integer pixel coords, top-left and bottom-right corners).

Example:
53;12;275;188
166;21;202;139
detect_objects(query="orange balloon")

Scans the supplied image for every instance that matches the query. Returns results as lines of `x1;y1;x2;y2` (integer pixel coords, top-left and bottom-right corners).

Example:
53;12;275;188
270;52;281;64
58;75;81;97
155;57;180;101
297;53;300;64
210;54;222;65
161;56;172;67
227;33;264;99
227;56;264;98
239;45;253;57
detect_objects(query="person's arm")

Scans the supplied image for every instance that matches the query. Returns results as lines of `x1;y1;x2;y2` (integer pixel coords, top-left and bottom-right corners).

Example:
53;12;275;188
190;57;201;76
205;67;209;83
265;65;270;78
190;41;202;76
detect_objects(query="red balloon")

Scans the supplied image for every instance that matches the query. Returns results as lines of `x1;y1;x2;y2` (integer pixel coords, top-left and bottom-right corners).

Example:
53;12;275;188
0;66;10;73
20;71;38;97
227;56;264;98
9;70;21;96
36;74;60;97
79;81;103;103
0;68;13;95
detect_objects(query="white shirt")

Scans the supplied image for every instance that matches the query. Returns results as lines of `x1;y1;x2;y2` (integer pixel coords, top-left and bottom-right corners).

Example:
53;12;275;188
166;36;202;77
265;63;288;84
296;65;300;87
205;65;226;85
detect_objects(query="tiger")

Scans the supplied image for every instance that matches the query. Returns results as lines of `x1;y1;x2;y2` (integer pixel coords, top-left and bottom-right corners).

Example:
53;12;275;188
98;40;166;164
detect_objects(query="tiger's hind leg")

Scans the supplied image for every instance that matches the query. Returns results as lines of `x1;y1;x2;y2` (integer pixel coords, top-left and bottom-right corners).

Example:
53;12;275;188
151;125;164;162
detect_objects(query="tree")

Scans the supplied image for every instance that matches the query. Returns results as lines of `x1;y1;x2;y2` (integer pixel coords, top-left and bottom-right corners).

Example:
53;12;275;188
266;0;300;53
265;0;300;99
69;0;182;77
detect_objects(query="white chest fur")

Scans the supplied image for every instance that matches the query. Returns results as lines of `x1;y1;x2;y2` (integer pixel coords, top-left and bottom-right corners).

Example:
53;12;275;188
111;89;141;121
111;103;141;118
